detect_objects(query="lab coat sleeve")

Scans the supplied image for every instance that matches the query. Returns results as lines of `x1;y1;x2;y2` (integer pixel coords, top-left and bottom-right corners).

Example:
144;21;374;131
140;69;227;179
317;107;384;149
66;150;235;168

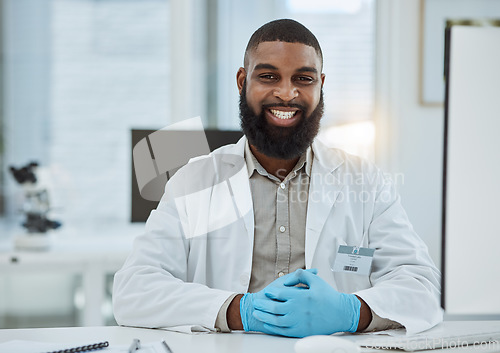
112;183;236;331
354;170;443;335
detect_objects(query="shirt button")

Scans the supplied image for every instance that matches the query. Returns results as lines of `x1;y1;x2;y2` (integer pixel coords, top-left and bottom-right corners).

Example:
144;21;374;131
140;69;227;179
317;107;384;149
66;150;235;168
279;225;286;233
278;272;285;277
280;183;286;189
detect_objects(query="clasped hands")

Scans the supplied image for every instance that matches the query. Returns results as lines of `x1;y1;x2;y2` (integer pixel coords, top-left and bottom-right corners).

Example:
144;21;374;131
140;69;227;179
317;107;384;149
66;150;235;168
240;269;361;338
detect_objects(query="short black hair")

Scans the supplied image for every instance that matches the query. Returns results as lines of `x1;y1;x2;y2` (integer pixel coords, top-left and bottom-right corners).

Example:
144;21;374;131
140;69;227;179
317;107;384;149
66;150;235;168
244;19;323;69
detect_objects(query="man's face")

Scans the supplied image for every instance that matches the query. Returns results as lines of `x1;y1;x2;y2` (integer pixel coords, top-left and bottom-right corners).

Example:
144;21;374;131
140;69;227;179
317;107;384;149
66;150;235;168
237;41;325;160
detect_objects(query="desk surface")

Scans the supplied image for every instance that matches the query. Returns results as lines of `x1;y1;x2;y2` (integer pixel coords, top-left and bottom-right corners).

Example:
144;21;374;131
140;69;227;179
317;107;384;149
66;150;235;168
1;323;500;353
0;326;300;353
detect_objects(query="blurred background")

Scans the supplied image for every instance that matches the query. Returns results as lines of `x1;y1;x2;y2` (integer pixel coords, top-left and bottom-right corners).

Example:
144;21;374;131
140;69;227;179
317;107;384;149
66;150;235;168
0;0;495;328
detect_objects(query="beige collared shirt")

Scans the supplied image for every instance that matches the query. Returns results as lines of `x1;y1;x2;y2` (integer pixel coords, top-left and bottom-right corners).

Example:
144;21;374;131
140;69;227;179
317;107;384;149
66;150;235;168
245;142;312;293
215;142;312;332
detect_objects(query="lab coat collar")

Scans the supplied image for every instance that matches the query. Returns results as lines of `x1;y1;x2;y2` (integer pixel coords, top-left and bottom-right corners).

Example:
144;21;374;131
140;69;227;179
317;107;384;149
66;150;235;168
311;138;345;173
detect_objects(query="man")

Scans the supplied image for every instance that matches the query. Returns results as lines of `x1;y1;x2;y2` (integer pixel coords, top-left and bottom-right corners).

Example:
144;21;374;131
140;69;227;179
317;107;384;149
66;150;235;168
113;19;442;337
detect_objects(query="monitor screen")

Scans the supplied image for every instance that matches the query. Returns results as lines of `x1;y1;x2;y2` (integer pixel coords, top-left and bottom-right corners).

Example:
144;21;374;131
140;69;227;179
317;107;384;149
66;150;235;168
131;129;243;222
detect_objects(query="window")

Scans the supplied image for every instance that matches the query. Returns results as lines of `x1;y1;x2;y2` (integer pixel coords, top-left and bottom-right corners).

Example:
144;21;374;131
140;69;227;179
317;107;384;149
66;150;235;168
3;0;171;226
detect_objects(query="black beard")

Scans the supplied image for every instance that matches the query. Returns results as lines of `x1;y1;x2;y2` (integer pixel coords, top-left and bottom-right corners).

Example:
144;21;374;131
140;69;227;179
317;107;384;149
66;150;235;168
239;81;324;160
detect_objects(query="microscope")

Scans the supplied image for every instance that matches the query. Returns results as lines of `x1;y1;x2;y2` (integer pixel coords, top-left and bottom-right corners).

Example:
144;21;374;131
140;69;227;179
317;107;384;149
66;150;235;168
9;162;61;250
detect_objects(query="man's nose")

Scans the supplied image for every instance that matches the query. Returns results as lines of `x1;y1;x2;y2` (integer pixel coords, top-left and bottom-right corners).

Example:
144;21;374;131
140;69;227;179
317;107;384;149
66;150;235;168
273;81;298;102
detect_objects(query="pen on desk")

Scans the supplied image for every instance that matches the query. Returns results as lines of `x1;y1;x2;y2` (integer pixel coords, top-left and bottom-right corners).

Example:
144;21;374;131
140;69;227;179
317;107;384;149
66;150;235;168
128;338;141;353
162;340;174;353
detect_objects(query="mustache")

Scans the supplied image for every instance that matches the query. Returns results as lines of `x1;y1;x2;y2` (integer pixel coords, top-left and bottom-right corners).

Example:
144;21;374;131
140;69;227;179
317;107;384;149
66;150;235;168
261;102;306;111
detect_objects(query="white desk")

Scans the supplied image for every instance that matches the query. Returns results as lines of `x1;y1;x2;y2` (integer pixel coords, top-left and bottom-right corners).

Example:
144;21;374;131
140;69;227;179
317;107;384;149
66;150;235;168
1;323;500;353
0;326;299;353
0;223;142;326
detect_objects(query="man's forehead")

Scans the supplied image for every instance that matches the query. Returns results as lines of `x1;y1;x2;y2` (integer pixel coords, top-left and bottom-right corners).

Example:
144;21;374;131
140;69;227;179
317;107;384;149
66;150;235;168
246;41;322;71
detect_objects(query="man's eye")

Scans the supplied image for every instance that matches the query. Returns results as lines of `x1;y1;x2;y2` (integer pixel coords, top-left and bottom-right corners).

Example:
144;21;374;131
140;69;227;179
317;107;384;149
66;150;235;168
259;74;277;80
296;76;314;83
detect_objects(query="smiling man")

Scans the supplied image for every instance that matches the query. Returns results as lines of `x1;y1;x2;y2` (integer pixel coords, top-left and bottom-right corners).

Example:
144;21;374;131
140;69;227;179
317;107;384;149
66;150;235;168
238;39;324;165
113;19;443;337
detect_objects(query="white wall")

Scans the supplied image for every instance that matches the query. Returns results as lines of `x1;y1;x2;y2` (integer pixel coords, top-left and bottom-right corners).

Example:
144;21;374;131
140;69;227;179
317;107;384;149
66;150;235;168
375;0;444;266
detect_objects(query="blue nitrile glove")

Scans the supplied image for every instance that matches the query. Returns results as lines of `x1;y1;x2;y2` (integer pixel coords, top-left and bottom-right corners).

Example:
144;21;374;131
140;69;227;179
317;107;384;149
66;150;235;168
251;268;361;338
240;268;318;333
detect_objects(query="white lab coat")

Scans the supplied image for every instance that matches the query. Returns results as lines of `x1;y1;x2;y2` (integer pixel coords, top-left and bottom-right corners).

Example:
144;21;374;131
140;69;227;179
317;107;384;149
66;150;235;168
113;136;443;335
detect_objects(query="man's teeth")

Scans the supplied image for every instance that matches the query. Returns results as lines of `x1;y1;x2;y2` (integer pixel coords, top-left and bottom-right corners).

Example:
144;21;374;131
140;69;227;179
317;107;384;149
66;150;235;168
270;109;297;120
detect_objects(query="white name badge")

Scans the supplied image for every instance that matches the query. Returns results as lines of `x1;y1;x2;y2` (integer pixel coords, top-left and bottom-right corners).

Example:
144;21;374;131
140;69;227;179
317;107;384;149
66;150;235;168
331;245;375;276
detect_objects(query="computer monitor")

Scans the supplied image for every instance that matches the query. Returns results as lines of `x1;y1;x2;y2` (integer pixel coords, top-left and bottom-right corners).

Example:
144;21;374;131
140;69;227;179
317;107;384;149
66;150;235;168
131;129;243;222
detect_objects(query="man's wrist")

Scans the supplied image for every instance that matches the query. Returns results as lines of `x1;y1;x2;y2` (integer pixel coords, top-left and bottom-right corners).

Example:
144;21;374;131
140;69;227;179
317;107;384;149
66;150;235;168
227;294;244;330
355;295;373;332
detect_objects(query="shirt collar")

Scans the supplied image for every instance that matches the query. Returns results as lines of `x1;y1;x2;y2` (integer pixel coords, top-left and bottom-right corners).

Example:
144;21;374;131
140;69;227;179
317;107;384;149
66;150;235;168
244;140;313;179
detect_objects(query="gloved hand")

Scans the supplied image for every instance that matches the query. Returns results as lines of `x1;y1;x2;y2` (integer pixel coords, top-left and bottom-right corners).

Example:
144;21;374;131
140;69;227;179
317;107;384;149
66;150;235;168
251;268;361;338
240;269;318;334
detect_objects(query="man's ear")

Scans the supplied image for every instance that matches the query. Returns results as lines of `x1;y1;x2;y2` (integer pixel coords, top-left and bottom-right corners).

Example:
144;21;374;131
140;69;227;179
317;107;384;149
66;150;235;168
320;73;326;88
236;67;246;94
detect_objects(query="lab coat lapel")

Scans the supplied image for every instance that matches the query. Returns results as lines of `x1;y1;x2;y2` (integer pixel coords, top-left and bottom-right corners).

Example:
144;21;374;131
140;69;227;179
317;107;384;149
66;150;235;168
219;137;255;246
305;141;345;268
227;167;254;245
